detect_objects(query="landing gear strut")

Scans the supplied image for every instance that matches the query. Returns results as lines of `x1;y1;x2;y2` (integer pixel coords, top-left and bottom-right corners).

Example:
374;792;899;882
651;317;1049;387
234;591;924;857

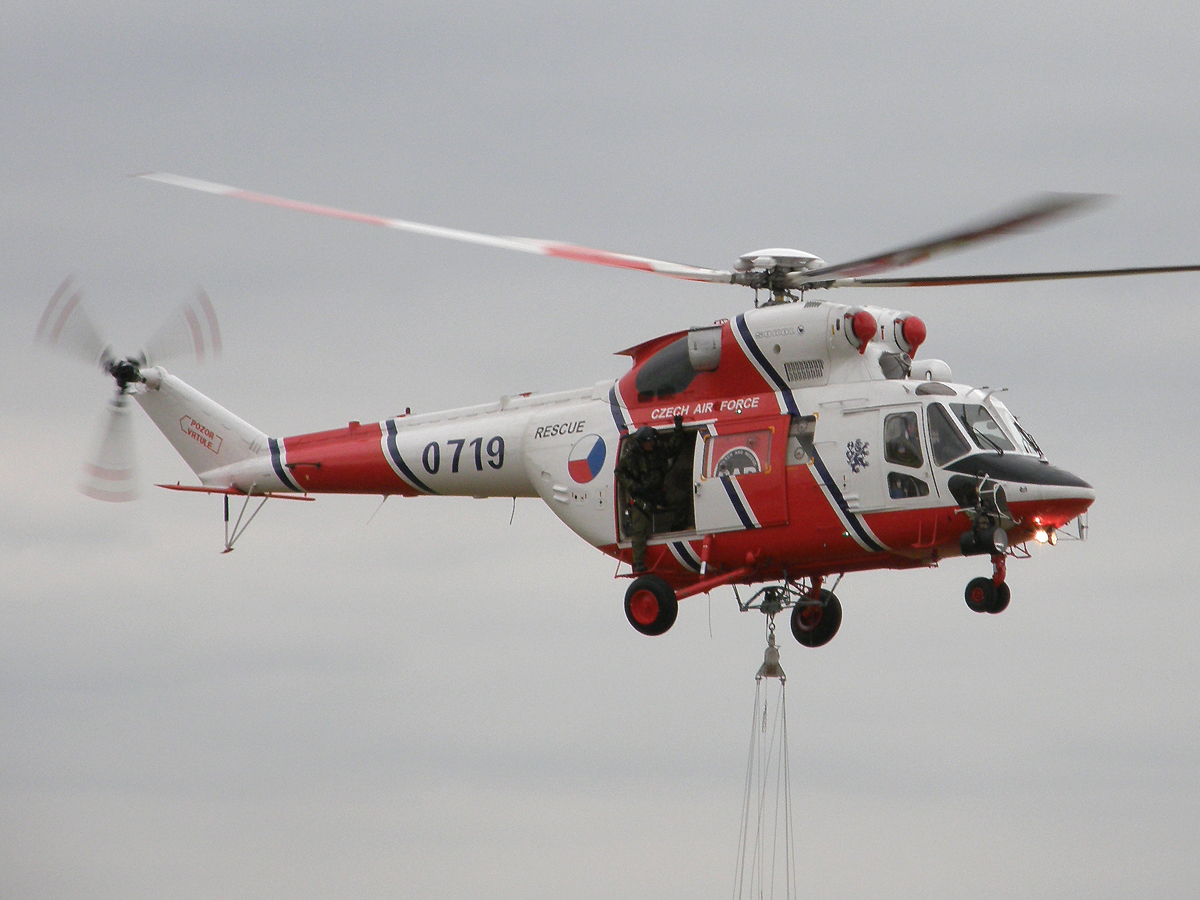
965;553;1010;614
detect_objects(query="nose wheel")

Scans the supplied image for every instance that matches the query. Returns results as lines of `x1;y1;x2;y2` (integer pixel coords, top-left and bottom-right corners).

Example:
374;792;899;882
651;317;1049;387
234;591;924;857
965;553;1011;614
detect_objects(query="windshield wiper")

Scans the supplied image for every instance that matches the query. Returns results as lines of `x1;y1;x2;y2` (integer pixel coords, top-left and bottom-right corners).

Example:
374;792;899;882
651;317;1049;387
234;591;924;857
963;419;1005;455
1014;418;1045;459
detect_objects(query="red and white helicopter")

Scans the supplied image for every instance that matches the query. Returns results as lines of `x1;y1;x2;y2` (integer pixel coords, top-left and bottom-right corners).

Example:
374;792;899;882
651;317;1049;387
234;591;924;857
40;176;1200;646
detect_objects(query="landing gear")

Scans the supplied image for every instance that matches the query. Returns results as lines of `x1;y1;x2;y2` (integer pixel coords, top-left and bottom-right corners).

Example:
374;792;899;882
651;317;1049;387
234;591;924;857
965;553;1010;614
736;577;844;648
790;589;842;647
990;582;1011;614
965;577;996;612
624;574;679;636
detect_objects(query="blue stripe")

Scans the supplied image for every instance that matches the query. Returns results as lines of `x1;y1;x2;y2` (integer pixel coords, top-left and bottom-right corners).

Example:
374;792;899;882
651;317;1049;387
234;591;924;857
672;542;700;571
672;541;702;572
384;420;436;494
608;386;628;434
735;314;799;415
720;477;756;529
809;448;884;552
268;438;302;492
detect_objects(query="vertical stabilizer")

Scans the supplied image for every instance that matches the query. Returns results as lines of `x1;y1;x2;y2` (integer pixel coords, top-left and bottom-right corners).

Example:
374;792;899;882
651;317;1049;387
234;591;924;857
134;367;269;477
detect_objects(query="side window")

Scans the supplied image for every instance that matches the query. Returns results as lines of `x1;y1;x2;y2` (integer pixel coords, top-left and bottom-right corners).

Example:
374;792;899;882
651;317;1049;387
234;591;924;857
888;472;930;499
927;403;971;466
883;412;923;468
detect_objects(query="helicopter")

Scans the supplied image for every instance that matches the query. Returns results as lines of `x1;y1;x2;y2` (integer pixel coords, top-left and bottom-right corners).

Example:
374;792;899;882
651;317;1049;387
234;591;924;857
39;175;1200;647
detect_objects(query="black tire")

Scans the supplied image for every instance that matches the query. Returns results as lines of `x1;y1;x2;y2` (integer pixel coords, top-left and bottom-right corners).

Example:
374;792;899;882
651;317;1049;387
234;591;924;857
965;577;996;613
986;582;1011;614
624;575;679;636
790;589;842;648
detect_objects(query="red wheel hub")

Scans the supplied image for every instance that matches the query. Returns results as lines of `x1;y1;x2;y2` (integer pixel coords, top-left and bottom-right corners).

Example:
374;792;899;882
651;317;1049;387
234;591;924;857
629;590;660;626
795;604;823;633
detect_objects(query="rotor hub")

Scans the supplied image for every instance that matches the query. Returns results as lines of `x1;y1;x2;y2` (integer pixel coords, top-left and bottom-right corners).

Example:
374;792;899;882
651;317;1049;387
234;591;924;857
106;356;145;391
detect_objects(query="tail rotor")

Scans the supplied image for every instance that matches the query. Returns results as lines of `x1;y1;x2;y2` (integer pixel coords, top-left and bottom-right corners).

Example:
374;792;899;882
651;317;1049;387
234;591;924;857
36;278;221;502
144;288;221;366
35;276;109;369
80;391;139;502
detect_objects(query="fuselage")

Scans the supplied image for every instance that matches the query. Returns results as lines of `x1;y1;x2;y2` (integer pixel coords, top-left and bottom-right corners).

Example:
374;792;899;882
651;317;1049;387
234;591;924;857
142;300;1095;588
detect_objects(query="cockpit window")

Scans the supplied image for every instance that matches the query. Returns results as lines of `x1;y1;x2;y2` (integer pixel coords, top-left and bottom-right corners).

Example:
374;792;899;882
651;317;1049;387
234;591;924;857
927;403;971;465
950;403;1015;453
884;412;923;468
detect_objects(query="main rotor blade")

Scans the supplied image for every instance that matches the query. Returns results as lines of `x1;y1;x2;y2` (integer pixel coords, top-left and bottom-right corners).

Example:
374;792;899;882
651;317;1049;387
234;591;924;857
791;193;1107;285
137;172;736;284
144;289;222;365
825;264;1200;288
35;276;109;368
79;392;138;502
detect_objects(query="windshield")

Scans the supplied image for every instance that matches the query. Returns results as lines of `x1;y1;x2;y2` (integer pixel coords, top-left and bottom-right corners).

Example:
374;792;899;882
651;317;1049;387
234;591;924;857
949;403;1015;453
987;398;1041;456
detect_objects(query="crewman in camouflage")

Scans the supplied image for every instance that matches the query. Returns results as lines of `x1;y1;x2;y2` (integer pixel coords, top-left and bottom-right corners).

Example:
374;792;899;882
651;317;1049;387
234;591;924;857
615;415;688;572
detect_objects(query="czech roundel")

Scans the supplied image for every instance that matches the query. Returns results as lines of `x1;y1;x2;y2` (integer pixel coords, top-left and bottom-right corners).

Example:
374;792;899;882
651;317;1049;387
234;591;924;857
568;434;606;483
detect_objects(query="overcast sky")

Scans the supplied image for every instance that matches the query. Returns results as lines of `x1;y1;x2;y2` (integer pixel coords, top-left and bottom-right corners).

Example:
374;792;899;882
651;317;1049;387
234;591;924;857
3;2;1199;898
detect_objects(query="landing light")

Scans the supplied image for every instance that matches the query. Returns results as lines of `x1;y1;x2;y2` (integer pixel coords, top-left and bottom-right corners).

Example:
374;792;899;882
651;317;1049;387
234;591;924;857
1034;527;1058;546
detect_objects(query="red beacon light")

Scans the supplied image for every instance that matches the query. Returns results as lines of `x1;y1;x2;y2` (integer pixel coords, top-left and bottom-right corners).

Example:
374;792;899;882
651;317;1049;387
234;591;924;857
897;315;927;356
846;308;877;354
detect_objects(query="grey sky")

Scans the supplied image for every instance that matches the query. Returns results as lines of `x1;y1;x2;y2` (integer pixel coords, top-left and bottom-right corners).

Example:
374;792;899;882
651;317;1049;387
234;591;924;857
3;2;1198;898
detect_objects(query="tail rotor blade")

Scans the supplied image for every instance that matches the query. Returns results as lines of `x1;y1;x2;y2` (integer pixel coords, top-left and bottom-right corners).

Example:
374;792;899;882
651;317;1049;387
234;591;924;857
35;276;110;369
78;391;139;502
144;289;222;366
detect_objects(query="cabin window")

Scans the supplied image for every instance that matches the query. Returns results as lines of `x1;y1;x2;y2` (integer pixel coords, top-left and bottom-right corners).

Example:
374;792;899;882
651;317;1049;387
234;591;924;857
635;337;696;401
950;403;1015;453
888;472;930;499
883;412;923;468
927;403;971;466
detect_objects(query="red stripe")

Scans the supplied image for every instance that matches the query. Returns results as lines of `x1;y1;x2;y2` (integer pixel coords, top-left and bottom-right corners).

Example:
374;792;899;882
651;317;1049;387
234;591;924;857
197;292;221;355
79;484;137;502
183;305;204;362
232;191;393;228
49;290;83;344
544;244;655;272
37;279;71;341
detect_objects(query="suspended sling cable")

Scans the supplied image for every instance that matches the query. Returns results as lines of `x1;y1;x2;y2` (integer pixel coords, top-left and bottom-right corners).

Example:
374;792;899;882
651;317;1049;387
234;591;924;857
733;620;797;900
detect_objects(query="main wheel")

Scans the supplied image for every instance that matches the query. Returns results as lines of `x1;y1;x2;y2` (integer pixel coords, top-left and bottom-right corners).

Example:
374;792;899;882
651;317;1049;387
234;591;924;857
790;589;842;647
986;582;1011;614
624;575;679;636
965;577;996;613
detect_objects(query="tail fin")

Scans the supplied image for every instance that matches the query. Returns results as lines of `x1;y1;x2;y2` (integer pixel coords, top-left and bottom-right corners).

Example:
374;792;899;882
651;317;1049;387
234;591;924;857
134;367;268;478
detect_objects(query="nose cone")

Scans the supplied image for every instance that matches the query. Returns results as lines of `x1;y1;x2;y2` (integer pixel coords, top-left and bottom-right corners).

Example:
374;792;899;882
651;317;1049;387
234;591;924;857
945;453;1095;526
